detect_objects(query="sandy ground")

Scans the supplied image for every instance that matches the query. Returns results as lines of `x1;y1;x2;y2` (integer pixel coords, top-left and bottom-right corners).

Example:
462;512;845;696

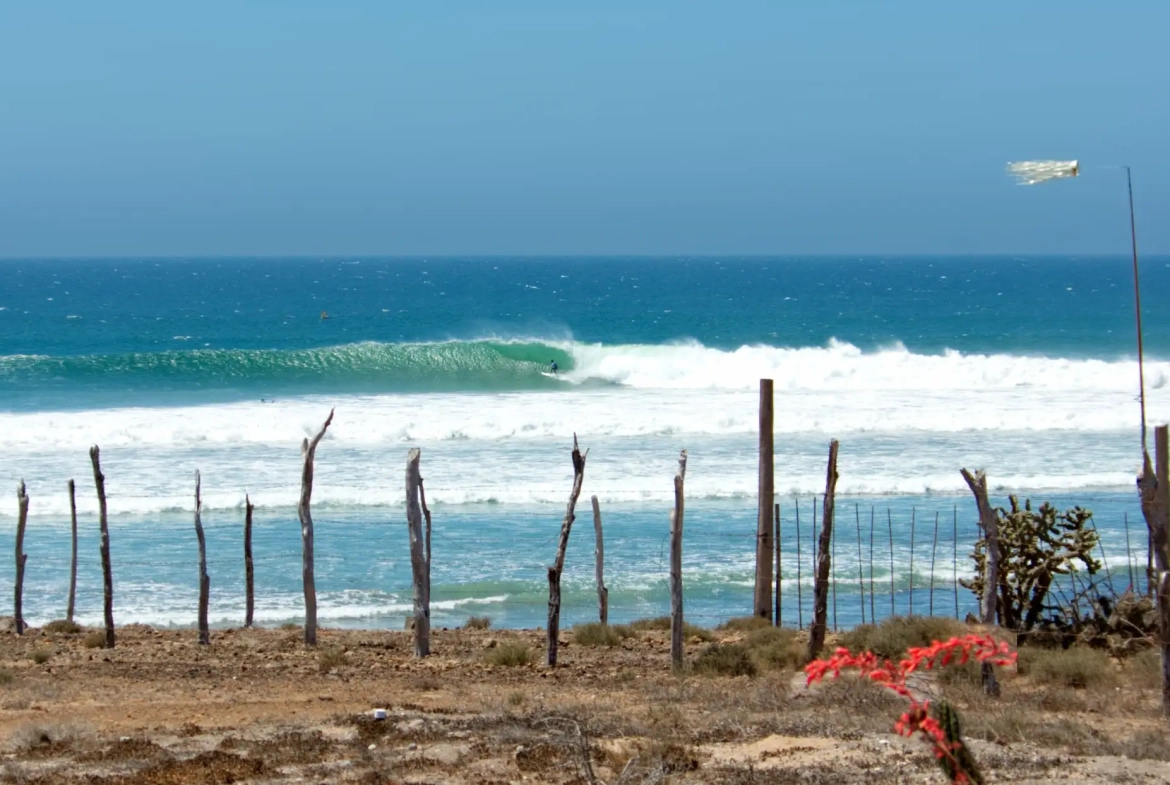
1;620;1169;784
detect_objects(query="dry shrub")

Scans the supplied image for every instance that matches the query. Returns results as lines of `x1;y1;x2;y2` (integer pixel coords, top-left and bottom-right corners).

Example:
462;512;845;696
409;675;441;691
837;615;966;661
1125;648;1162;690
29;649;51;665
464;615;492;630
485;640;533;667
318;646;350;674
280;622;299;631
7;722;90;753
808;675;902;721
629;616;713;641
717;616;771;632
0;669;14;687
507;690;526;707
1019;646;1117;689
43;619;82;634
743;627;804;671
82;631;106;649
692;643;757;677
572;622;633;647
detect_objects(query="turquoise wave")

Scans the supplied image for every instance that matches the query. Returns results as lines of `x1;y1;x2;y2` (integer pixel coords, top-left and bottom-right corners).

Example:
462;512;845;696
0;340;577;396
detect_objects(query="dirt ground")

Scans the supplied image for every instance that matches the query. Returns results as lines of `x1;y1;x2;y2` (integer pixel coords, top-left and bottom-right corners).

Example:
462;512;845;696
1;620;1169;784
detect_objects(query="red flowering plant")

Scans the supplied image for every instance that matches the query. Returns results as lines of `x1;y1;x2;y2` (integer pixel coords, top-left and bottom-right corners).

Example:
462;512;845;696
805;634;1016;785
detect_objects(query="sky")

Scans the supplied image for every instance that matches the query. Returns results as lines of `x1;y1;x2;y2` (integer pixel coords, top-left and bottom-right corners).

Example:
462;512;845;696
1;1;1167;257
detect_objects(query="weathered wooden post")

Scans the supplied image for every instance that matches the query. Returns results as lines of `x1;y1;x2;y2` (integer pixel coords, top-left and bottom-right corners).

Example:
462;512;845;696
90;446;115;648
194;472;210;645
592;496;608;625
1140;425;1170;716
406;449;430;657
856;505;866;625
961;468;1000;696
795;498;803;629
670;450;688;672
929;511;940;617
15;481;29;635
419;477;432;607
244;494;254;628
547;435;587;667
299;409;334;647
807;440;839;660
67;479;78;623
755;379;774;621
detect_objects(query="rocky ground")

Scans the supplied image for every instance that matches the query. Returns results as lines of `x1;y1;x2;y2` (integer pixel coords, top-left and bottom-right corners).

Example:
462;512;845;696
1;619;1168;784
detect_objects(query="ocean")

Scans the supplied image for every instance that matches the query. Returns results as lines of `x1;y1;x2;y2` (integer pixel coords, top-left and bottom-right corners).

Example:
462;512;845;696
1;256;1167;631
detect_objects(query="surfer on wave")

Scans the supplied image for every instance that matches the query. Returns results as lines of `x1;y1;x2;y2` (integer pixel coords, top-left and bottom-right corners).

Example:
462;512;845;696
549;360;558;375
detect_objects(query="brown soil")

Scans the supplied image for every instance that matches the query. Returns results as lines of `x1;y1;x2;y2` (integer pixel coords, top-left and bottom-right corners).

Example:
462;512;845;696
1;622;1168;783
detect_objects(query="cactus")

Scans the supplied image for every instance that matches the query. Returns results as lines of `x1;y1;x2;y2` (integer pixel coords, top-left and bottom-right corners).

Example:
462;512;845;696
933;700;983;785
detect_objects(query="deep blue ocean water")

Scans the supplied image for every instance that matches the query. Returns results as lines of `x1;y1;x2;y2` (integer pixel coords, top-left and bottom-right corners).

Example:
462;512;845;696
1;256;1167;630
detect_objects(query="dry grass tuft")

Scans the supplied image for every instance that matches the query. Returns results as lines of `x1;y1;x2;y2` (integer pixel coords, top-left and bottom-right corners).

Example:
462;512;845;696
629;616;714;641
507;690;526;707
318;646;350;674
1018;646;1117;689
742;627;804;671
43;619;82;634
485;640;533;667
571;622;633;647
280;622;299;631
837;615;965;661
82;631;106;649
717;615;772;631
0;669;15;687
692;643;758;677
464;615;492;630
29;648;52;665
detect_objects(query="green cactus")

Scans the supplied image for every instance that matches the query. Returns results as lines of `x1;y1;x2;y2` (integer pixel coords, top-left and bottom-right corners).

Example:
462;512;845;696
933;700;983;785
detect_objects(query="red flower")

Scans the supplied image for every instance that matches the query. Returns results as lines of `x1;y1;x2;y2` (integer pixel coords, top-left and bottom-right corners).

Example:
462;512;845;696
805;634;1014;784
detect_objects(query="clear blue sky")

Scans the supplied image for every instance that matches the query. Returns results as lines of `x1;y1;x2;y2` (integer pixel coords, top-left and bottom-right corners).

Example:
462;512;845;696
1;1;1166;256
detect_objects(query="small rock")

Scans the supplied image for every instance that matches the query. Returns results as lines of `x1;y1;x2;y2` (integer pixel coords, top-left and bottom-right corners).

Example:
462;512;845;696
482;638;497;649
423;743;469;766
368;743;377;751
408;742;418;751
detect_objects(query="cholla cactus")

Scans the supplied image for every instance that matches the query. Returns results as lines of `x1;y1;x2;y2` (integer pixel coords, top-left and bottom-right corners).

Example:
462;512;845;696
934;700;983;785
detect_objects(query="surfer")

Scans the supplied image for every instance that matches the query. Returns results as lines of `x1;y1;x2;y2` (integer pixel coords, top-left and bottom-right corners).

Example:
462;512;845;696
320;311;329;321
549;360;558;375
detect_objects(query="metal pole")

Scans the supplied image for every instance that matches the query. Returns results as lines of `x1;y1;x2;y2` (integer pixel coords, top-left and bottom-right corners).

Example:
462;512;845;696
855;504;866;625
795;497;803;629
1126;166;1148;457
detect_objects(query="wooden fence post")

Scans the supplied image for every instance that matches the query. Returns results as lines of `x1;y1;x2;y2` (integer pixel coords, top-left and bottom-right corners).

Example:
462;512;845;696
670;450;688;672
299;409;334;647
547;435;587;667
90;446;115;648
1140;426;1170;716
855;505;865;625
406;449;430;657
795;498;803;629
15;482;29;635
807;440;839;660
756;379;774;621
961;468;1000;696
420;478;432;609
67;480;78;624
592;496;608;625
244;495;254;628
194;472;210;645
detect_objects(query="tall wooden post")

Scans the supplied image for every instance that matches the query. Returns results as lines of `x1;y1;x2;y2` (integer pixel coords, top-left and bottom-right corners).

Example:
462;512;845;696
193;472;210;645
670;450;688;672
67;480;78;623
961;468;1000;696
755;379;775;620
856;505;866;625
90;446;115;648
420;478;432;609
406;449;430;657
547;435;587;667
14;482;29;635
592;496;608;625
299;409;334;647
1140;425;1170;716
244;495;255;628
807;440;839;660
